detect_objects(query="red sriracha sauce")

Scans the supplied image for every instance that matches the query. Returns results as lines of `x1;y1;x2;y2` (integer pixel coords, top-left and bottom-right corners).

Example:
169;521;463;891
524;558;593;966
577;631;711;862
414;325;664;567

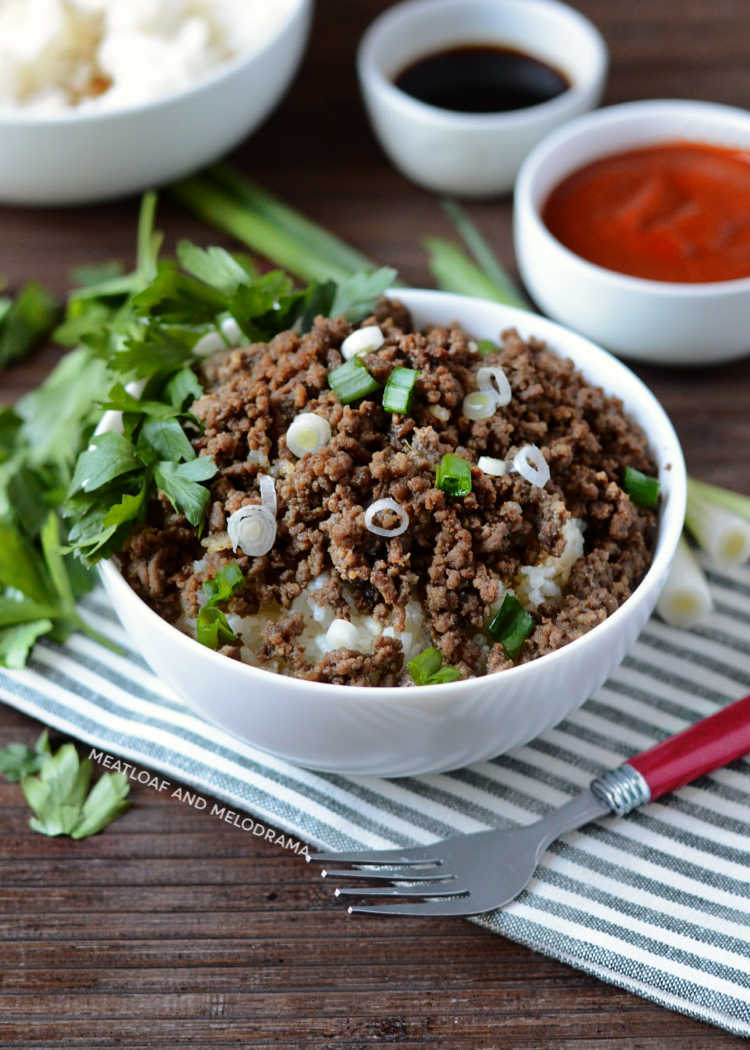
542;141;750;284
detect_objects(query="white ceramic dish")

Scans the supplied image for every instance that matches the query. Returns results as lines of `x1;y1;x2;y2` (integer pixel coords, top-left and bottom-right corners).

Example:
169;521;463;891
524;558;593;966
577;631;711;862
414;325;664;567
0;0;312;206
514;99;750;366
98;289;686;777
357;0;607;198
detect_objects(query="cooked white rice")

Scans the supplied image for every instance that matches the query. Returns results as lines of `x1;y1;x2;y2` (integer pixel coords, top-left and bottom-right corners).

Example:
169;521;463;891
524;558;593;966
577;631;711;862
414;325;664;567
184;517;585;674
0;0;299;113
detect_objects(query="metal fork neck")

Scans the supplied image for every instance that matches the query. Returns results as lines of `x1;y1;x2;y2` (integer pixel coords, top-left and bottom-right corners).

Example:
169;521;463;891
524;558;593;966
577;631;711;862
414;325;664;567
591;763;651;817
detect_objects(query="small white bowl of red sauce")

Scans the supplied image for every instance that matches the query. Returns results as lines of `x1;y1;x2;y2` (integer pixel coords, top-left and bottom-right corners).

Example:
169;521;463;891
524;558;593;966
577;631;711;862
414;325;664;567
514;99;750;365
357;0;607;197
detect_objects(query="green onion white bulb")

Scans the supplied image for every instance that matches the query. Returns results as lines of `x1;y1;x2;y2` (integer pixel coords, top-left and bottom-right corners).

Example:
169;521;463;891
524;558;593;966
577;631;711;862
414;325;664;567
364;497;409;538
227;505;277;557
657;536;713;628
462;391;496;420
512;444;550;488
477;455;507;477
685;488;750;569
477;365;511;407
285;413;332;457
341;325;384;359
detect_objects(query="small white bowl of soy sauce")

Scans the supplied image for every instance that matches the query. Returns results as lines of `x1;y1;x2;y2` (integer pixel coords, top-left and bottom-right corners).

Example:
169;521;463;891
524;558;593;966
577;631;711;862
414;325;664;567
357;0;607;197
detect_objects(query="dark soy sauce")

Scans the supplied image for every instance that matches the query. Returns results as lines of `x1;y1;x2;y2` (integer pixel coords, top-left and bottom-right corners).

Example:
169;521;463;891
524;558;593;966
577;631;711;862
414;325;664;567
394;44;570;114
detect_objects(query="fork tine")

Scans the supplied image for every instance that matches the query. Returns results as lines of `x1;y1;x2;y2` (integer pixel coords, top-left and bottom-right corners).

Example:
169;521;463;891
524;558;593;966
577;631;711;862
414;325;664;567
322;868;455;883
347;895;477;918
335;884;463;899
308;846;441;867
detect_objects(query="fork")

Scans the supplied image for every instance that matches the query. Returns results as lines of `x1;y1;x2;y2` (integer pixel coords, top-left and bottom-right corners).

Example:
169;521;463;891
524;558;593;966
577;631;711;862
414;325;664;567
309;692;750;917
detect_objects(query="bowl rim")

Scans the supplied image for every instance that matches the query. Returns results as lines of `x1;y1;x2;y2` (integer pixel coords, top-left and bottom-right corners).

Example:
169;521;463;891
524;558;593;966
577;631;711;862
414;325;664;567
356;0;608;131
515;97;750;295
99;288;687;701
0;0;310;127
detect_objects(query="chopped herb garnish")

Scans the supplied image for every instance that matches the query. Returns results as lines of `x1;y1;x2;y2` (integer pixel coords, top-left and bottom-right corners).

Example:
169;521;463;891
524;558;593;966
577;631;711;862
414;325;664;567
478;339;497;355
201;562;245;606
328;356;381;404
487;594;535;660
196;606;237;650
196;563;246;650
383;366;419;414
427;666;462;684
435;453;472;497
407;646;462;685
623;466;660;509
407;646;443;684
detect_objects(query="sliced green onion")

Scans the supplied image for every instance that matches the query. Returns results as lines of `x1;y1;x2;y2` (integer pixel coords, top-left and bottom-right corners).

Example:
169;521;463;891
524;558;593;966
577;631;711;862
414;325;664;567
202;562;244;606
427;666;462;684
407;646;442;685
685;487;750;569
623;466;660;508
487;594;535;660
462;391;496;421
328;357;381;404
286;412;332;457
383;366;419;414
478;339;497;356
196;606;237;650
435;453;472;497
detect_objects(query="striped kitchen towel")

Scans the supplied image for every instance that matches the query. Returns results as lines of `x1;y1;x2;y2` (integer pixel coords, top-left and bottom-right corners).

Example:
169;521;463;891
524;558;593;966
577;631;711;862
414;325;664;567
1;556;750;1036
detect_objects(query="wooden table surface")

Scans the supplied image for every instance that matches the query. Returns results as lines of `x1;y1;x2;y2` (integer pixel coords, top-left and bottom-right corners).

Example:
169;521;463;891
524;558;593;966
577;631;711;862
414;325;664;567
2;2;749;1047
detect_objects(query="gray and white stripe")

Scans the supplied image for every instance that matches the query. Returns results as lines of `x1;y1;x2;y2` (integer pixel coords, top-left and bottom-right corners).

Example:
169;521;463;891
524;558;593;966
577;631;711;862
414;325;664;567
1;555;750;1036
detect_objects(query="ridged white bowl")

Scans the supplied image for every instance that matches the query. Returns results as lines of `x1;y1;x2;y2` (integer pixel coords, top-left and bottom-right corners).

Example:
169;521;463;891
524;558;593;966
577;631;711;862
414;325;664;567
99;290;686;776
0;0;312;205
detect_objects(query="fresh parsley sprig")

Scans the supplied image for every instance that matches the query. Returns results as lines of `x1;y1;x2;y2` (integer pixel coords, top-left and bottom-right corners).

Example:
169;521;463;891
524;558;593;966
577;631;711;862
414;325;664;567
0;729;50;781
0;734;130;838
0;279;59;370
2;189;396;667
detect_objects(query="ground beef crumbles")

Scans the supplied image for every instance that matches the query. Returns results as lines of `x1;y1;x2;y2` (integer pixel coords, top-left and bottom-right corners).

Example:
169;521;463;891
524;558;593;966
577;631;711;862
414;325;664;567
117;299;658;686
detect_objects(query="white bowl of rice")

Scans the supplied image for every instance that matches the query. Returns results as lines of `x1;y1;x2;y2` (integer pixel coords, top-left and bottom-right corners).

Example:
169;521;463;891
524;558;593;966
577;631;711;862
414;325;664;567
98;289;686;777
0;0;312;205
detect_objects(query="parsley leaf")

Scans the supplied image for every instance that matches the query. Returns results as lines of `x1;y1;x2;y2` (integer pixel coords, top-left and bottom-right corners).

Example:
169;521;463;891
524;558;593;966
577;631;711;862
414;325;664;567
0;281;59;370
164;367;203;410
329;267;398;321
19;739;130;838
0;518;53;604
176;240;255;295
23;742;92;836
0;619;54;668
70;771;130;839
138;418;196;462
16;347;110;476
70;260;125;288
0;729;50;781
153;457;217;526
69;432;140;494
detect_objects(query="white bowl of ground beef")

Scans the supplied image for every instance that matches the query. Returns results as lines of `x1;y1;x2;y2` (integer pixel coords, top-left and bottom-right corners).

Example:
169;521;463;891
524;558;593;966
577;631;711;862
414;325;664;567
99;290;685;776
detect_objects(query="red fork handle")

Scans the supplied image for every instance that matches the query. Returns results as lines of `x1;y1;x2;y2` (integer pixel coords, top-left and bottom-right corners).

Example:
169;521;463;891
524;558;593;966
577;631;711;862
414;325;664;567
628;692;750;801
